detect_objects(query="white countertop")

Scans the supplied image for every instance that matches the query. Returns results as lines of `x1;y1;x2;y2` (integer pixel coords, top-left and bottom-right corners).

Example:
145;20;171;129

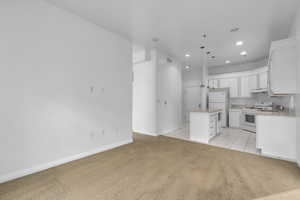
230;105;246;110
190;109;222;114
230;108;243;111
256;111;296;117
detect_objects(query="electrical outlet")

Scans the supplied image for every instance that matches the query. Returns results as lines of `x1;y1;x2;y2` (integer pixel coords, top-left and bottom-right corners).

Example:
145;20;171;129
90;86;95;93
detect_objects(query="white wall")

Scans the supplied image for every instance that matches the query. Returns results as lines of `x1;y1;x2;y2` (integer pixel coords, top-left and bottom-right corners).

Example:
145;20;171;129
132;44;150;64
0;0;132;183
289;6;300;166
156;51;183;134
132;49;183;135
183;66;203;87
132;50;157;136
182;67;202;123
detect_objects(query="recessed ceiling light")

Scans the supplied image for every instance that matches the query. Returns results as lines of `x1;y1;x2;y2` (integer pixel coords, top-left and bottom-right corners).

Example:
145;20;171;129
185;54;191;58
240;51;247;56
225;60;231;64
236;41;243;46
185;65;190;69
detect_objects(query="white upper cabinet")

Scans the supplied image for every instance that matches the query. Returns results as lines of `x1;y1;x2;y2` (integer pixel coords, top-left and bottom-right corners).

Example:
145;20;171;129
219;78;238;98
258;71;268;89
249;75;258;91
269;38;297;95
241;75;257;97
209;67;268;98
208;79;219;89
240;76;250;97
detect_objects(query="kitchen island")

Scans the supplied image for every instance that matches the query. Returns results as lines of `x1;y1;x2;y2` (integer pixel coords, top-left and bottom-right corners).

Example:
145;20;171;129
190;109;222;144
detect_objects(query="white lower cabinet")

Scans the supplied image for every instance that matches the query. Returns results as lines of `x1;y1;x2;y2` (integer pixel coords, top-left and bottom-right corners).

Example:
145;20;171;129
229;109;241;128
209;113;220;138
256;114;296;161
190;111;220;144
209;102;227;127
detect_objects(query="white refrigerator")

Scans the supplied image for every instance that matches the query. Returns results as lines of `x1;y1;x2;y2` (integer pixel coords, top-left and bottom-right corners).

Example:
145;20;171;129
208;88;229;127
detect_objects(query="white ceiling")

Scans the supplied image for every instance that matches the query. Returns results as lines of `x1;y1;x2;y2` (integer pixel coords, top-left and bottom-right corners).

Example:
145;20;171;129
48;0;300;67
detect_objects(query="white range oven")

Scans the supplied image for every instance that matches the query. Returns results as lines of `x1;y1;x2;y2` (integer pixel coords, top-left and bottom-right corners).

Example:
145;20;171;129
241;109;256;133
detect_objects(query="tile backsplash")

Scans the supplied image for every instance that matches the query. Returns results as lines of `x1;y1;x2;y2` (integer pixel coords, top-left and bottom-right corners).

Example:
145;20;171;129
230;93;294;110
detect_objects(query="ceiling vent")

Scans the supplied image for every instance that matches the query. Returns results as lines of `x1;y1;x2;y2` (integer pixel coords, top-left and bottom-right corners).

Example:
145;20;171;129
152;37;159;42
166;57;173;63
230;27;240;32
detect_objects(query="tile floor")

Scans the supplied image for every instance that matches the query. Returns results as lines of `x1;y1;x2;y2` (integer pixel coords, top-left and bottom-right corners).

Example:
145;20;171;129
210;128;260;155
163;125;260;155
163;126;190;141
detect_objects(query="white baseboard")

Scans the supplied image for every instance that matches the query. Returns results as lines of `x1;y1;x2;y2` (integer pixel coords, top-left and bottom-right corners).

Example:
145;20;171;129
134;131;158;136
0;139;133;184
261;152;297;163
159;127;182;135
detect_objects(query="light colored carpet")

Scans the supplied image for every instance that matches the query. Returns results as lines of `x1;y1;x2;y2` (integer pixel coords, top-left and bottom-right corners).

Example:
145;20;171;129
254;189;300;200
0;133;300;200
